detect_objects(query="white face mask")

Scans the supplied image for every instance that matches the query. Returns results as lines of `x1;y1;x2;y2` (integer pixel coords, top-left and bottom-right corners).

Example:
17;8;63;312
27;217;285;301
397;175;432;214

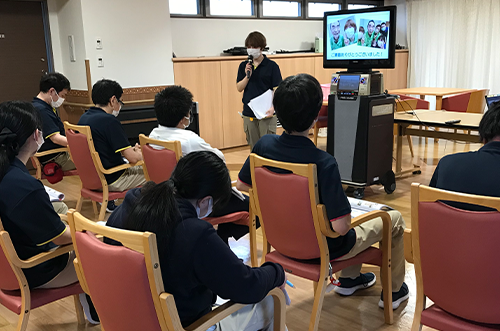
34;131;44;152
247;48;261;58
196;197;213;219
50;92;65;108
345;27;355;39
112;104;122;117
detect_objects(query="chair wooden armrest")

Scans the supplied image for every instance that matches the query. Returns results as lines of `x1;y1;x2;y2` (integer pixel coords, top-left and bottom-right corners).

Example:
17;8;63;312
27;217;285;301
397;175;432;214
180;288;286;331
73;258;90;294
317;205;392;239
404;228;414;263
0;231;73;269
59;214;68;222
34;147;69;158
94;150;144;174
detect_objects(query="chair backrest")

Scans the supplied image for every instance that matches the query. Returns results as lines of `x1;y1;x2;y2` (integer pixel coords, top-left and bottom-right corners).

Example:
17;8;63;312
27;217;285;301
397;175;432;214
250;154;326;260
64;122;105;191
320;84;330;101
466;89;489;114
139;134;182;184
68;210;173;331
411;184;500;324
398;94;430;109
396;98;418;112
0;220;23;291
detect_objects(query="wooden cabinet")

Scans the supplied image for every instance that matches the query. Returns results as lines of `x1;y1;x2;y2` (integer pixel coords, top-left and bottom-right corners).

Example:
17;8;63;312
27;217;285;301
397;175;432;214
173;50;408;149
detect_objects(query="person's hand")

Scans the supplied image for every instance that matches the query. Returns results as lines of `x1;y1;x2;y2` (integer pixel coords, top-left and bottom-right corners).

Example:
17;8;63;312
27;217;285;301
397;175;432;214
344;38;350;46
133;143;141;152
265;108;274;118
245;63;253;78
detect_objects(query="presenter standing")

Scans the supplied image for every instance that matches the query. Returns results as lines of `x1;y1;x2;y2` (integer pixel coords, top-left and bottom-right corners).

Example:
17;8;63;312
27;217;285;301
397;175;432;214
236;31;282;149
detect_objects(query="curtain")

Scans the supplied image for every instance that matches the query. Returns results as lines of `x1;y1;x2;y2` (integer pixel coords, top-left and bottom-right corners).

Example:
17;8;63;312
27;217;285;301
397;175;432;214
407;0;500;99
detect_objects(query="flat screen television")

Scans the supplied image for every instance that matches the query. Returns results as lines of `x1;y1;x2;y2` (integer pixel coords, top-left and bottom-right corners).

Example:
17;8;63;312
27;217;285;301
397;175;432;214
323;6;397;71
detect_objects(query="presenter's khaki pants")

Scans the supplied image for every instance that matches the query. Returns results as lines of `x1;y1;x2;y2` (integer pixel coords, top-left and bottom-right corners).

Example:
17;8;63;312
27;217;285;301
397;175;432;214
335;210;406;292
243;116;277;149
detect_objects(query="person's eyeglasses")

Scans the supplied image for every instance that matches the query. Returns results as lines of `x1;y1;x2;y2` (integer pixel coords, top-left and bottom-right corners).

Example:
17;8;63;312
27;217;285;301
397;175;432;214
116;97;125;106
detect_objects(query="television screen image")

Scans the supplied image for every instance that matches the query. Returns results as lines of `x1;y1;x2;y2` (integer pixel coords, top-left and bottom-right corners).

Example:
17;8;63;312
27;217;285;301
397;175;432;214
323;6;396;70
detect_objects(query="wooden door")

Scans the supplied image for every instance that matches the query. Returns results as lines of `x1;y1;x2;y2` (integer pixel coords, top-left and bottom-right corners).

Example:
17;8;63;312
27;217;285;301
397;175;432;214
0;1;50;102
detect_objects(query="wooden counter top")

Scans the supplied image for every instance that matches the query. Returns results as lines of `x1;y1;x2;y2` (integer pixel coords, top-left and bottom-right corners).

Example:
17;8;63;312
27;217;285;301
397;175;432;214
172;49;408;63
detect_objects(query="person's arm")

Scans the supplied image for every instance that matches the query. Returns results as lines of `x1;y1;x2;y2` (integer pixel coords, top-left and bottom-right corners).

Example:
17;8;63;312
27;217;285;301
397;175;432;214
52;225;72;246
330;213;352;236
189;135;226;162
236;62;252;92
121;144;143;164
48;133;68;147
236;179;251;192
193;226;285;303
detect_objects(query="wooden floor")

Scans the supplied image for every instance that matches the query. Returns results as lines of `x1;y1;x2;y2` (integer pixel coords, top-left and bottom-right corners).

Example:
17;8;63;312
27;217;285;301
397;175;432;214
0;135;483;331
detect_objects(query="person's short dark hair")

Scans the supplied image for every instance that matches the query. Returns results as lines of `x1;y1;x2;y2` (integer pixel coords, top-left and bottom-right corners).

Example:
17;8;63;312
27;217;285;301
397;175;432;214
368;20;375;26
92;79;123;106
39;73;71;94
245;31;267;50
154;86;193;127
378;34;386;42
359;26;365;33
479;102;500;142
376;24;381;29
381;22;386;26
273;74;323;134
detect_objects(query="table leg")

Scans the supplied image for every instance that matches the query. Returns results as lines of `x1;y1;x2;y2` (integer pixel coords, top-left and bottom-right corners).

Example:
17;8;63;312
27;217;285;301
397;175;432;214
435;96;443;110
419;95;425;100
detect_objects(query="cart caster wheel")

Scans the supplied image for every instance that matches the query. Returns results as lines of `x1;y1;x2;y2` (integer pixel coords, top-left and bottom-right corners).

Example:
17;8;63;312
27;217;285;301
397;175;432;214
413;170;422;175
384;182;396;194
353;188;365;199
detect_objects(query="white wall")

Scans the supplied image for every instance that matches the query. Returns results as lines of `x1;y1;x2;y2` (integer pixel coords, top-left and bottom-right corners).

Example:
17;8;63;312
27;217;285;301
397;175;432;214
48;0;88;90
80;0;175;87
385;0;407;47
47;0;175;89
171;18;322;57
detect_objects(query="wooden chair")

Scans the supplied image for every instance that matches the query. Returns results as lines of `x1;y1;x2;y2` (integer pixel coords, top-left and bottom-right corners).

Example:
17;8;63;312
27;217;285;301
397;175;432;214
442;89;489;113
139;134;182;183
30;147;78;180
395;98;418;157
0;217;85;331
312;84;331;146
139;133;257;267
398;94;430;110
64;122;144;222
249;154;393;331
410;183;500;330
67;209;286;331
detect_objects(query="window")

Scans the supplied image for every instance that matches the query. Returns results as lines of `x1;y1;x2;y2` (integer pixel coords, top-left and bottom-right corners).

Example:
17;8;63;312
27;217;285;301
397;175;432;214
307;2;341;18
169;0;199;15
262;1;301;18
348;4;376;10
209;0;254;16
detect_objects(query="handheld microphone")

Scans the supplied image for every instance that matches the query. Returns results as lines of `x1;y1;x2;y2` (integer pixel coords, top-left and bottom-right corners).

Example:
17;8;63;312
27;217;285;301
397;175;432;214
246;55;253;78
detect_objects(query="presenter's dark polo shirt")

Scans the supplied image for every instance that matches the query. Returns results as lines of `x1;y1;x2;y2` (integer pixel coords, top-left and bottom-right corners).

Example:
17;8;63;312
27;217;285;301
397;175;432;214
430;141;500;210
0;158;68;288
237;55;282;117
32;97;66;163
78;107;131;184
238;133;355;259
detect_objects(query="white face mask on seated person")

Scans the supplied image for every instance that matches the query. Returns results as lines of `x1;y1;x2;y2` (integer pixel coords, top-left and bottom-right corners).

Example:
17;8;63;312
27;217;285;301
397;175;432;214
196;196;213;219
34;130;44;152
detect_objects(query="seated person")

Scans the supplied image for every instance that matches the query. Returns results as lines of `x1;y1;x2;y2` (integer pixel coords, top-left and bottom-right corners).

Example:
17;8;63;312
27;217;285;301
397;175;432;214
78;79;146;210
0;101;98;323
32;72;75;172
430;101;500;206
236;74;409;309
149;85;251;244
112;151;286;330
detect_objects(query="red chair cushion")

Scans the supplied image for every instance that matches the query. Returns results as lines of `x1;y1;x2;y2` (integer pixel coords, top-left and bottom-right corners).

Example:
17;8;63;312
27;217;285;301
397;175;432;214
441;92;471;112
266;247;382;282
204;212;249;226
421;305;500;331
81;188;128;202
317;105;328;128
0;282;82;315
142;144;178;184
419;202;500;324
399;95;431;109
75;232;163;331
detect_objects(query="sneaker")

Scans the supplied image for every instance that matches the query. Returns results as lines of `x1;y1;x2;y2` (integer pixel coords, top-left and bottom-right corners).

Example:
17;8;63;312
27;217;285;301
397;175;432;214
99;199;117;213
333;272;376;296
378;282;409;310
79;293;100;324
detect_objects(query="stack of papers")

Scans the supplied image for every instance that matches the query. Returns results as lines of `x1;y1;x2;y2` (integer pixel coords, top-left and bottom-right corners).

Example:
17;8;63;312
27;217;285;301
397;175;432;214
44;186;65;202
248;89;274;120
